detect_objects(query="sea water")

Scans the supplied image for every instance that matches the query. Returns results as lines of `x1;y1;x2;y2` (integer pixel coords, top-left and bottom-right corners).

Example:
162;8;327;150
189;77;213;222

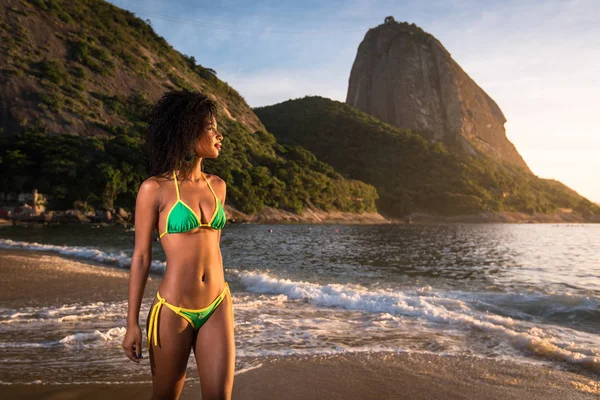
0;223;598;384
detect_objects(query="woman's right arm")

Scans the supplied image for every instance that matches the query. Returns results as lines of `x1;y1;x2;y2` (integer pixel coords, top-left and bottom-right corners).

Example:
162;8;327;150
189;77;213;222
122;178;160;363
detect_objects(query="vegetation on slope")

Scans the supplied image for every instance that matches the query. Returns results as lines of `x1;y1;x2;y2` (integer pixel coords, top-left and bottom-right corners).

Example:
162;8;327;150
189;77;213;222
0;0;377;215
255;96;600;218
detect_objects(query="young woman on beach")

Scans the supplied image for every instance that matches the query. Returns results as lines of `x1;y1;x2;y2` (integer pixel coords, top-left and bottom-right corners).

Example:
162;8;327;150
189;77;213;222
122;90;234;400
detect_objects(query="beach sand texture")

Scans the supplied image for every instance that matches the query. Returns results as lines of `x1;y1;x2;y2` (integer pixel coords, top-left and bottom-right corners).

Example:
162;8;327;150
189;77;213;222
0;249;598;399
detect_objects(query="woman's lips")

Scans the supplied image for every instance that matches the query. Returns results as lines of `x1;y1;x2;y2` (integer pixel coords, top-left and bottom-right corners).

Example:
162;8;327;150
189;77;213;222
215;143;222;151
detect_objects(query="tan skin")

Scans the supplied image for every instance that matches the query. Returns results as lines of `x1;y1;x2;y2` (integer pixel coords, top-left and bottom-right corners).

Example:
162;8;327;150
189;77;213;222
122;117;234;400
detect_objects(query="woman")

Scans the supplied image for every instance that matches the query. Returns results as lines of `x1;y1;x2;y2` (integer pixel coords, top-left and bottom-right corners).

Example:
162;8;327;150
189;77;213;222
122;90;234;400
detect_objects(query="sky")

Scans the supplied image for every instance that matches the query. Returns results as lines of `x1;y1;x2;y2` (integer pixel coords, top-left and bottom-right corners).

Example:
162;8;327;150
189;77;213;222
108;0;600;204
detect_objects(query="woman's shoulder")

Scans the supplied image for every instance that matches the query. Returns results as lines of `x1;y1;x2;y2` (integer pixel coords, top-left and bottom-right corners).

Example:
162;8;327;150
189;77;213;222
138;175;166;195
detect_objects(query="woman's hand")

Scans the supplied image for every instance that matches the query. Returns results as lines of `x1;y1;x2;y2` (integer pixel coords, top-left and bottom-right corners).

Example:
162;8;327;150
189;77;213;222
122;324;143;363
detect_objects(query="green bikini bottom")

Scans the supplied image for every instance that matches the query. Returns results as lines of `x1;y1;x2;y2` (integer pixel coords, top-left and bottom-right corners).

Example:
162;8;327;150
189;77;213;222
147;282;231;348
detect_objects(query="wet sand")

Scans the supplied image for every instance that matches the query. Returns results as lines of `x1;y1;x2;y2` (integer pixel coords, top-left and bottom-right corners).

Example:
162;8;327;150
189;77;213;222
3;352;599;400
1;249;598;399
0;248;159;308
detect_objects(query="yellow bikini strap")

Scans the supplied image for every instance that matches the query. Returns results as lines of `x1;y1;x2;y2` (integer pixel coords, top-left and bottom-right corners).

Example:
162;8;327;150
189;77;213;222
173;170;181;200
201;172;219;201
147;300;158;348
147;295;167;349
148;292;188;348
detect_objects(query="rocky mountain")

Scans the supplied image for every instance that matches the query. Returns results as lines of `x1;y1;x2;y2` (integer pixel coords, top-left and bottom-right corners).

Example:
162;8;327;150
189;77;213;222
346;18;529;171
255;96;600;220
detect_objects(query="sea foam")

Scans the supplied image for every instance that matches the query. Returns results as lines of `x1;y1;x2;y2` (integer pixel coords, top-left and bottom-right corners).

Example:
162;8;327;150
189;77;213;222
229;268;600;373
0;238;165;272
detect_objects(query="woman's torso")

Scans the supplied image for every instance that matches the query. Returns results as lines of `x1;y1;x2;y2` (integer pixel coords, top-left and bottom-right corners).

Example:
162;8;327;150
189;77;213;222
154;173;225;307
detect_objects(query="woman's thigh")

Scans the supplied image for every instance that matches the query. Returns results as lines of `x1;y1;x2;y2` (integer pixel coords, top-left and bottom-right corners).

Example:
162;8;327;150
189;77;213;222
192;291;235;400
146;298;195;399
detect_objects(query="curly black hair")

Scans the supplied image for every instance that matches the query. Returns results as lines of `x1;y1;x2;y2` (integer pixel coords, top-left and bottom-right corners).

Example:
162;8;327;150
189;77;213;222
146;89;217;179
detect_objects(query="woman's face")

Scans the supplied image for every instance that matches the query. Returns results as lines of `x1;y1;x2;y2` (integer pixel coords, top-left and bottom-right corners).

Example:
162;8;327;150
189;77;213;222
194;116;222;158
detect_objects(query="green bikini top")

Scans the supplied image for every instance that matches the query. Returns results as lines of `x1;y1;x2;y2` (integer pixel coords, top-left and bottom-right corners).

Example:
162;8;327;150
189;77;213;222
159;170;226;239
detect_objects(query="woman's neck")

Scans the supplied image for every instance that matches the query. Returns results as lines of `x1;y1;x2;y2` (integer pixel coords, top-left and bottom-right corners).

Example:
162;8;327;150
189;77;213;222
177;159;204;182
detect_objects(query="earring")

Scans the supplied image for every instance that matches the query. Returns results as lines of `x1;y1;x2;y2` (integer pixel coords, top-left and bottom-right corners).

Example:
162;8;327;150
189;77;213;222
184;152;194;162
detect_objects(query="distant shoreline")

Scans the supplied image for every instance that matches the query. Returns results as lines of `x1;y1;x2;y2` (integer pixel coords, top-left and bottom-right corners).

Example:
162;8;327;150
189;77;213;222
392;210;600;224
2;207;598;227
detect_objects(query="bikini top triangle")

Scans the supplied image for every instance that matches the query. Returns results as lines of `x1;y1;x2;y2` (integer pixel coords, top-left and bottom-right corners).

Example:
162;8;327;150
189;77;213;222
159;170;226;238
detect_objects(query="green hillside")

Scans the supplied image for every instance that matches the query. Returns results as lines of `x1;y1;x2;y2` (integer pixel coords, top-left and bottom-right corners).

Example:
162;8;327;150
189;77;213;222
0;0;376;215
254;96;600;219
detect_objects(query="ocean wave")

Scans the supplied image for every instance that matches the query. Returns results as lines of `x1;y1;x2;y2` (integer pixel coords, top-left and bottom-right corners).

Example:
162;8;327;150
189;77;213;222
1;237;598;374
0;327;126;348
59;327;126;344
229;268;600;373
467;291;600;319
0;238;165;273
0;302;128;325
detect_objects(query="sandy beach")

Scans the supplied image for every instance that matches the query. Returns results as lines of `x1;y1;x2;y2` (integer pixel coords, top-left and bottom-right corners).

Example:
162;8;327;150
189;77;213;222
0;249;598;399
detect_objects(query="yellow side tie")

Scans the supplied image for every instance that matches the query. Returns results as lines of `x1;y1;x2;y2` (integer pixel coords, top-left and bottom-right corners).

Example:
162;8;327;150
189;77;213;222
147;297;166;349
